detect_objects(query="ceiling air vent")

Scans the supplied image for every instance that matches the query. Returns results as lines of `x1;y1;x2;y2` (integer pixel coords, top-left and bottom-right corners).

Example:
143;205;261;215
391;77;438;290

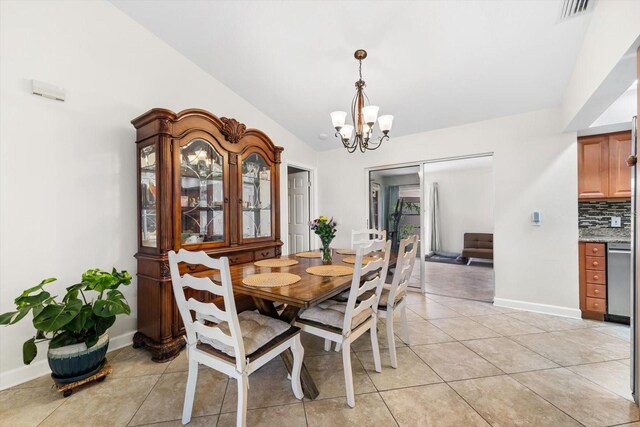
560;0;594;20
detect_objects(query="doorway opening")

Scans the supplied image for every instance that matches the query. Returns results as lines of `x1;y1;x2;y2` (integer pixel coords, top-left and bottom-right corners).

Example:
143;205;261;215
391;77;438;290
287;165;311;254
369;166;423;290
423;155;495;302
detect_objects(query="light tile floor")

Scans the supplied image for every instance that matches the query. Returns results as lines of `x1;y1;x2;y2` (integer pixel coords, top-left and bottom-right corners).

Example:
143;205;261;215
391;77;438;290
1;291;637;427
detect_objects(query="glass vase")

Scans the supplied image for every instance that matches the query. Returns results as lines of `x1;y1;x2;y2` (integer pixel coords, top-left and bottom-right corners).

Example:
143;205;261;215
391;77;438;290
321;241;332;265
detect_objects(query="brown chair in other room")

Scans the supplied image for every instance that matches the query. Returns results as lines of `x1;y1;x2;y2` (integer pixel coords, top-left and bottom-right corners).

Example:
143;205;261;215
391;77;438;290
461;233;493;265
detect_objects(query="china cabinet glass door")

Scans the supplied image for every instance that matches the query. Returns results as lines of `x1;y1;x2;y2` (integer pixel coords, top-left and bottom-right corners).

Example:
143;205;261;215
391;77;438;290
179;138;225;246
241;153;272;239
140;144;157;248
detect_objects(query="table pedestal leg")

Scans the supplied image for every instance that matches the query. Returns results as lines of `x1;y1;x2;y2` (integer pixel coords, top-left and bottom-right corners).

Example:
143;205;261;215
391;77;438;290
252;298;319;399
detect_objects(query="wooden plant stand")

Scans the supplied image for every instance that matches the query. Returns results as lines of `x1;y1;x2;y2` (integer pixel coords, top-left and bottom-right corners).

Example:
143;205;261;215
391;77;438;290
54;362;112;397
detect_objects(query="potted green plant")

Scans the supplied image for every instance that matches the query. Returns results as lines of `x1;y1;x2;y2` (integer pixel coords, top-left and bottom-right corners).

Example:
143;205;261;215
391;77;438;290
0;268;131;383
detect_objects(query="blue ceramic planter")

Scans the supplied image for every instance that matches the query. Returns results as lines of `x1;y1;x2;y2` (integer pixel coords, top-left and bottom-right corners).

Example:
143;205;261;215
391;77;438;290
48;333;109;382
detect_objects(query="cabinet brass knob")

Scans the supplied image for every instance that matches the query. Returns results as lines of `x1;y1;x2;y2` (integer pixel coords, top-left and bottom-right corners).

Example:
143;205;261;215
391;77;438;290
594;303;599;308
593;275;599;280
592;248;598;253
594;289;599;294
592;261;598;267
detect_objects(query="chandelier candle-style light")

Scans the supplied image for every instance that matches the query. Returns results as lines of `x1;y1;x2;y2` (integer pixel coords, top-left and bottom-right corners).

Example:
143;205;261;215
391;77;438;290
330;49;393;153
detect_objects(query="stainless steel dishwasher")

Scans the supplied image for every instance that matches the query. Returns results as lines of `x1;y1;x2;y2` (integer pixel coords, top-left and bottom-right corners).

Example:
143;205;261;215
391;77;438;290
606;242;631;323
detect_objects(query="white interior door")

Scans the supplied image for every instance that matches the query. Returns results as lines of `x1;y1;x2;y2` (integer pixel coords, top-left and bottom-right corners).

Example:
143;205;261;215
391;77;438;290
288;171;310;253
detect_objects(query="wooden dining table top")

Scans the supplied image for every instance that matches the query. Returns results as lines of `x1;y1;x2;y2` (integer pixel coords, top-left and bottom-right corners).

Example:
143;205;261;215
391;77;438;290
223;251;397;309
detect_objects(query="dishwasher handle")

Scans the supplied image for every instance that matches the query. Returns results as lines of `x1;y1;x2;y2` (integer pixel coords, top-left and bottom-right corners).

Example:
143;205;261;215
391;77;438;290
609;249;631;254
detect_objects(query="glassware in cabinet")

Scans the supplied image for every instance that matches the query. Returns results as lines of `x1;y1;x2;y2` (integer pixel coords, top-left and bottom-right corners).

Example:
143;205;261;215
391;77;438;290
140;144;157;248
179;138;225;245
241;153;272;239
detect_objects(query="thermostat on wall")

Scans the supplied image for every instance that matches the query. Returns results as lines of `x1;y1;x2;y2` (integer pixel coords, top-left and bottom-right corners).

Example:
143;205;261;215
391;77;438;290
32;80;65;102
531;211;542;226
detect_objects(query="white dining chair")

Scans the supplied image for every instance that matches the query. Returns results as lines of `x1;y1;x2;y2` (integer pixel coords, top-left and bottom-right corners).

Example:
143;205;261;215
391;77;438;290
168;249;304;427
351;228;386;249
295;239;391;407
376;234;418;368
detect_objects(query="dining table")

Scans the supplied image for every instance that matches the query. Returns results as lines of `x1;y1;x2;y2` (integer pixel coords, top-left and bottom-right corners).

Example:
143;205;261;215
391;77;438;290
223;250;397;399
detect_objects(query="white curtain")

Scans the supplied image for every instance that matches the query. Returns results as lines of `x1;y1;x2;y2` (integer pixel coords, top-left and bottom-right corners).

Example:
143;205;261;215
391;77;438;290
428;182;441;252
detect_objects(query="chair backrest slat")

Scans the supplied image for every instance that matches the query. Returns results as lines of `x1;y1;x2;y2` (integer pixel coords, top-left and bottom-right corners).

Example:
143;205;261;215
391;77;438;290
186;298;228;323
342;239;392;332
168;249;247;372
193;320;236;347
182;274;225;295
351;228;386;249
387;235;419;305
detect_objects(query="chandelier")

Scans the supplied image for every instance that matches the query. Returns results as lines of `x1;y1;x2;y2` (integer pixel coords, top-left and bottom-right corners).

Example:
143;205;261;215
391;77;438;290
330;49;394;153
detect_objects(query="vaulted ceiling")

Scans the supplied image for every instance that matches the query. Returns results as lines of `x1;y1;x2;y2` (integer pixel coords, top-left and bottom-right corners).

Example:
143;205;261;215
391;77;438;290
111;0;592;151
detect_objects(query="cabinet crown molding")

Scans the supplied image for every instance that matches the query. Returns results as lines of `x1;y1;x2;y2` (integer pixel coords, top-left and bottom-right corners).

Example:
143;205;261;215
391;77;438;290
220;117;246;144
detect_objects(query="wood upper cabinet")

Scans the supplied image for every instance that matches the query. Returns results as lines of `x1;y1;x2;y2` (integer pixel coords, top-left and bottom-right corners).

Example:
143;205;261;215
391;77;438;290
578;135;608;199
131;108;284;362
578;131;631;200
608;132;632;198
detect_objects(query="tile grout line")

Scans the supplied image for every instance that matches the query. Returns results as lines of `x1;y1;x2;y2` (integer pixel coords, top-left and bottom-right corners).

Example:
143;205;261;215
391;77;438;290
507;370;588;427
456;335;560;374
563;365;636;403
376;390;401;427
301;391;310;427
35;389;70;427
445;379;499;427
125;373;166;427
215;377;231;426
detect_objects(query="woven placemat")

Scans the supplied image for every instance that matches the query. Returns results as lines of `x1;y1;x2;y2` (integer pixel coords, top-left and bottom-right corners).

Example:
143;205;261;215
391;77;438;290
306;265;354;277
342;256;380;265
242;273;301;288
336;249;356;255
296;251;322;258
254;258;299;267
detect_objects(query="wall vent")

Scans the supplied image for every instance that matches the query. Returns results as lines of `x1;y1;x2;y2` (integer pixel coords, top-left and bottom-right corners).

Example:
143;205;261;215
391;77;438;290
560;0;594;20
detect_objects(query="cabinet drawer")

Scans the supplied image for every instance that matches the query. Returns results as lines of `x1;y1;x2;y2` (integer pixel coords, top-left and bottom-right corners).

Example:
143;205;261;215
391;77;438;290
254;248;276;261
228;252;254;265
586;284;606;298
585;256;606;271
585;297;606;313
585;269;606;284
585;243;605;257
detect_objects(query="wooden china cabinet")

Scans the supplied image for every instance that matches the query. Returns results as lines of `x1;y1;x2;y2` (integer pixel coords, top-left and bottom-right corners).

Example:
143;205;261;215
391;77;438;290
132;108;284;362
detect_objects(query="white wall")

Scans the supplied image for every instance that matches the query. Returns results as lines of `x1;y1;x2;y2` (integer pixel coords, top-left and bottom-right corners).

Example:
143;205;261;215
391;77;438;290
424;166;494;254
0;0;316;388
318;108;579;316
562;0;640;130
590;87;637;128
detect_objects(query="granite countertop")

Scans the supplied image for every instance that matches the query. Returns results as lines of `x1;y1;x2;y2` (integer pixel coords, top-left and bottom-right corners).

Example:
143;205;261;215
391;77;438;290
579;228;631;243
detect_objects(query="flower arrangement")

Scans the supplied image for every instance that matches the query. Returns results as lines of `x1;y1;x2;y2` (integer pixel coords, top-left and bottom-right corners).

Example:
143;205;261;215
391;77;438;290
309;216;337;264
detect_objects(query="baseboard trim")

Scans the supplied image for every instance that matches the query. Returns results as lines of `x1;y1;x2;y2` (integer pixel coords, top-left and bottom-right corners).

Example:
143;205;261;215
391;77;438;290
493;298;581;319
0;331;136;391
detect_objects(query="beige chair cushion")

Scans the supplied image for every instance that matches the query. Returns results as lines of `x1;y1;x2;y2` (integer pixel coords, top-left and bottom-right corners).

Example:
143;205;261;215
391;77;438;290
333;284;405;307
298;300;371;330
378;284;406;307
199;310;290;357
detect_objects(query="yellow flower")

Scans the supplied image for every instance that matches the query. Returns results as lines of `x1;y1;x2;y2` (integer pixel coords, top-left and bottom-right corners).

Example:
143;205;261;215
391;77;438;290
318;216;328;222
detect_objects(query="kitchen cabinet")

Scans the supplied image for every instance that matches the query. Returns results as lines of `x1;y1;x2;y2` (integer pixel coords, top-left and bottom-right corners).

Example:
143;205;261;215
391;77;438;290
608;132;632;198
578;131;631;200
132;108;284;361
579;242;606;320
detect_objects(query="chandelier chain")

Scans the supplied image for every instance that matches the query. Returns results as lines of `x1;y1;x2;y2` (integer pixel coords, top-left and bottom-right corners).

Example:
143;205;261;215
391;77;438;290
331;49;392;153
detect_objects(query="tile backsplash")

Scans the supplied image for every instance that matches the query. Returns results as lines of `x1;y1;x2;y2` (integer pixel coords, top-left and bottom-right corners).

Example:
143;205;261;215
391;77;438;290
578;200;632;229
